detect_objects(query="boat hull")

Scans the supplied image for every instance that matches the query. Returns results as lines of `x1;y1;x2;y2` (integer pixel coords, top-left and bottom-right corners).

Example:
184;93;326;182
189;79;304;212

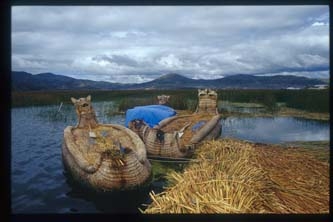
62;124;152;192
129;114;222;158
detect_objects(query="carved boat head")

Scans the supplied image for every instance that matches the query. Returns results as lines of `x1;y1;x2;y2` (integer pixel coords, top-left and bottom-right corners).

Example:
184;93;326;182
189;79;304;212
71;95;94;115
70;95;98;128
157;95;170;105
198;88;217;99
196;89;218;114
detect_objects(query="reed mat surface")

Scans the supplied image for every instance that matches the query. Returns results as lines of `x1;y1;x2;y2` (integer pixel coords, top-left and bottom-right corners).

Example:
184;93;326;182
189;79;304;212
159;113;219;148
72;126;135;165
143;138;329;213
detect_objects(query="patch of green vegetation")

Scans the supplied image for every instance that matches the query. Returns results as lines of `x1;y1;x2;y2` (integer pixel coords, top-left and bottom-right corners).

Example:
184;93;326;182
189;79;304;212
150;161;186;185
290;141;329;148
12;89;328;119
116;92;197;112
220;101;265;108
12;89;198;110
217;89;329;114
220;108;329;121
277;107;329;121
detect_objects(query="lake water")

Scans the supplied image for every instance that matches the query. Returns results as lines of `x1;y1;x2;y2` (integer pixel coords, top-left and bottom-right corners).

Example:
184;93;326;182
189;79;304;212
221;117;329;144
11;103;329;213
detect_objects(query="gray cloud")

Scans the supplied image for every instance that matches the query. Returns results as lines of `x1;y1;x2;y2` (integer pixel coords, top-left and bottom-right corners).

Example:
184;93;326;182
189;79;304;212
92;54;139;67
12;6;329;83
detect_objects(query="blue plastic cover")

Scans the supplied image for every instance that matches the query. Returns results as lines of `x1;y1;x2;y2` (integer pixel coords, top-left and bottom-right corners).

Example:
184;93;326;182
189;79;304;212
125;105;176;128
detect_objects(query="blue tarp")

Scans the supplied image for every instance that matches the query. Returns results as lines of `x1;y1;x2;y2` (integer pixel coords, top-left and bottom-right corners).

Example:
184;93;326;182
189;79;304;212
125;105;176;128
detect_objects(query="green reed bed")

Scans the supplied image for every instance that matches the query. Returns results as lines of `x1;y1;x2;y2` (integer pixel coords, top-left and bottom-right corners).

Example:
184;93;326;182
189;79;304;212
217;89;329;114
12;89;329;116
12;89;198;111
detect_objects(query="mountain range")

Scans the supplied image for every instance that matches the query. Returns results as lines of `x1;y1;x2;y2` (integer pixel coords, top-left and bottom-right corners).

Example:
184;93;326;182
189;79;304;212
11;71;327;91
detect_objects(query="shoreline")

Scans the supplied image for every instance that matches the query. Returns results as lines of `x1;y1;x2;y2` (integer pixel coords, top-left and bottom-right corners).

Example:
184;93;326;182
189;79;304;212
220;107;329;121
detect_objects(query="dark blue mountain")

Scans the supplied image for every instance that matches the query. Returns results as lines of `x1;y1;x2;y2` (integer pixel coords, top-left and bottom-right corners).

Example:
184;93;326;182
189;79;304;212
11;71;122;91
214;74;325;89
11;71;326;91
135;73;211;89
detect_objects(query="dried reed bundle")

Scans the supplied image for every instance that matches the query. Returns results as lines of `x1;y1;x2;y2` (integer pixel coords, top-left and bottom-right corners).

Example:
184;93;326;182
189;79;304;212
143;139;329;213
252;143;329;213
159;113;220;148
72;125;140;167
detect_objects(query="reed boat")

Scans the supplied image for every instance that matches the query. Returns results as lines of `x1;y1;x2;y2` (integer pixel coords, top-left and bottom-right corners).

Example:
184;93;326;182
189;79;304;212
62;95;152;192
128;89;222;158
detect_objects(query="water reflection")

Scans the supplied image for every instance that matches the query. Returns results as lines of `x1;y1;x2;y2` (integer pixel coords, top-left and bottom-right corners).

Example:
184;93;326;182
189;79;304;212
221;117;329;143
64;171;151;213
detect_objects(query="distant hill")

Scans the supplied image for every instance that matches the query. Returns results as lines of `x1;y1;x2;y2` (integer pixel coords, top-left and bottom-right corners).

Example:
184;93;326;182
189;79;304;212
11;71;123;91
133;73;210;89
213;74;326;89
121;73;326;90
11;71;326;91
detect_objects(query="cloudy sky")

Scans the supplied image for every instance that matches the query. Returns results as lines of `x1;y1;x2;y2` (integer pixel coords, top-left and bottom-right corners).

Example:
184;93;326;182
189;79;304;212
12;6;329;83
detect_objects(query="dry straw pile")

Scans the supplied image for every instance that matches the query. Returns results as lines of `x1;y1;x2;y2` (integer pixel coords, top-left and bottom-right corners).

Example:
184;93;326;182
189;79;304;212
143;139;329;214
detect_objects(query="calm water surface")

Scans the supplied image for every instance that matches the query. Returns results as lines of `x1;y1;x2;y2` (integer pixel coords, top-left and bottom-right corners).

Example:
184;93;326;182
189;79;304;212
11;103;329;213
221;117;329;143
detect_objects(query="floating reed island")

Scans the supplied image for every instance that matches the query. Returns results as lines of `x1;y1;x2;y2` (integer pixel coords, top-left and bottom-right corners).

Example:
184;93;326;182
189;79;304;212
62;95;152;192
128;89;222;158
143;138;329;213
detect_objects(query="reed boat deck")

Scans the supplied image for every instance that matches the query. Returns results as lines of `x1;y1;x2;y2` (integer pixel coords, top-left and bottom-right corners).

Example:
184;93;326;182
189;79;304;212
157;113;221;148
69;125;143;165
